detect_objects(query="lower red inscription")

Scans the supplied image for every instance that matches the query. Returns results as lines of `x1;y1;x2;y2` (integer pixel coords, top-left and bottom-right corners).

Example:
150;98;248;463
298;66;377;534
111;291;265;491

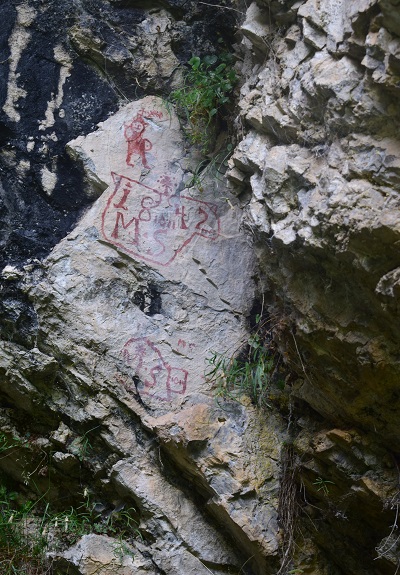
120;337;188;401
101;173;220;266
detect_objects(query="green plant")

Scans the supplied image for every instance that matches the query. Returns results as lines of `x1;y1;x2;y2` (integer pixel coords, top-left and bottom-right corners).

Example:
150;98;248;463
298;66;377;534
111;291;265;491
313;477;335;495
0;482;141;574
0;432;26;455
69;425;100;461
112;537;136;563
205;316;284;407
48;506;92;543
170;52;237;153
185;142;234;191
0;486;51;574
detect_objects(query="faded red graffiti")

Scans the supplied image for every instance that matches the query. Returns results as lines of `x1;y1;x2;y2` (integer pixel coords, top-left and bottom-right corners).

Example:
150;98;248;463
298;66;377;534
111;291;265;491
101;172;220;266
177;339;196;351
124;110;153;169
120;337;188;401
146;109;163;119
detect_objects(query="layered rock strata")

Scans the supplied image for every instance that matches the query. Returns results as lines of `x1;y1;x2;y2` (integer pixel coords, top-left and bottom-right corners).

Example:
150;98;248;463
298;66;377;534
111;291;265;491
230;0;400;572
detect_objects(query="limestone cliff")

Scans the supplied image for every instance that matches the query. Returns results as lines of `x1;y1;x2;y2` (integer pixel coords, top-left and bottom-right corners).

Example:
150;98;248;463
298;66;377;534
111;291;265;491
0;1;399;575
230;0;400;572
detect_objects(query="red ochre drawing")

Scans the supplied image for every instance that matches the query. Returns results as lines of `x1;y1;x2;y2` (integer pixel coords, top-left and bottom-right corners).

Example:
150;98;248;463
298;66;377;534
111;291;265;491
124;110;154;169
101;172;221;266
178;339;195;351
121;337;188;401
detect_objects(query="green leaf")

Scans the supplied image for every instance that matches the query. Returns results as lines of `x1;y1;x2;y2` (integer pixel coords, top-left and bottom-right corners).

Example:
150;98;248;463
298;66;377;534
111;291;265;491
203;54;218;66
188;56;201;70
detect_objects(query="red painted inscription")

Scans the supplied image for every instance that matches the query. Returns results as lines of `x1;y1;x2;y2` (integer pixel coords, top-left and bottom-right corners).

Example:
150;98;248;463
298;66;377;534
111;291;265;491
120;337;188;401
124;110;153;169
101;173;220;266
177;339;196;351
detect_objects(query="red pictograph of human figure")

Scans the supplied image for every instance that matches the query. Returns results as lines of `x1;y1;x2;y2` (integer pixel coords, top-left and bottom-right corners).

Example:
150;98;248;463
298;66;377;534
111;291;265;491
124;110;152;169
120;337;188;401
101;173;221;266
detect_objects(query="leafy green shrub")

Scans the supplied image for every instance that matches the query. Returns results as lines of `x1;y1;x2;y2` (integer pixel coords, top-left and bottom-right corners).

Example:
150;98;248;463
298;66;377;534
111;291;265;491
170;53;237;153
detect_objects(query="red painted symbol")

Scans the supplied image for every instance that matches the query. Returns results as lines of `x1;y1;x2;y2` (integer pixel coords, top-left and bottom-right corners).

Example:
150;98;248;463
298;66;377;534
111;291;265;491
177;339;196;351
147;109;163;119
121;337;188;401
101;173;220;266
124;110;153;169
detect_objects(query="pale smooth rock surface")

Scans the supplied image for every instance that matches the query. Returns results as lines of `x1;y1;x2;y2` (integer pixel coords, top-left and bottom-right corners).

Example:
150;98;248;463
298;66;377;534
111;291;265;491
37;96;255;410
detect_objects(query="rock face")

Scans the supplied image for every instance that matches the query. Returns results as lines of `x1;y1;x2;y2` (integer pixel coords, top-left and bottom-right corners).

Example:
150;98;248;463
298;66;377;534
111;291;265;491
230;0;400;572
0;88;285;572
0;0;236;345
0;2;284;574
1;1;400;574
